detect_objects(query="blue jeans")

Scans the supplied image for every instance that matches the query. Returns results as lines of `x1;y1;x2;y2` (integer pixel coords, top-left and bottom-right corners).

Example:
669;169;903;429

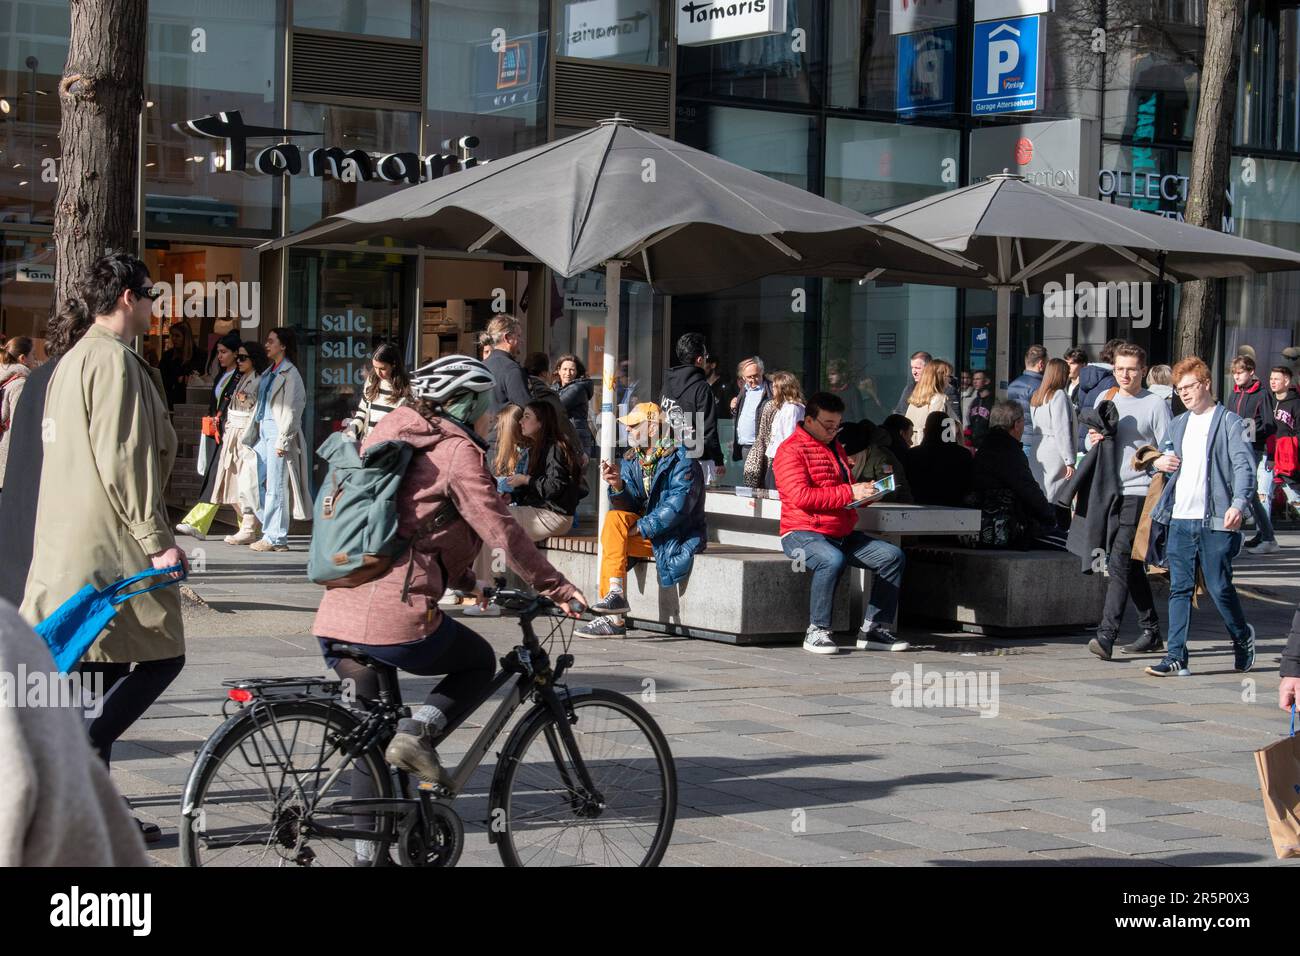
781;530;905;631
1164;518;1249;665
254;417;289;545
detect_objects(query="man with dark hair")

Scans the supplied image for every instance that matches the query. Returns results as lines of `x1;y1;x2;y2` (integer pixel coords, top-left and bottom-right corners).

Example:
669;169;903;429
773;391;909;655
1084;342;1171;660
660;331;723;478
21;252;187;844
1228;354;1278;553
893;350;932;414
482;315;532;463
965;369;996;448
1008;345;1047;450
1075;338;1124;443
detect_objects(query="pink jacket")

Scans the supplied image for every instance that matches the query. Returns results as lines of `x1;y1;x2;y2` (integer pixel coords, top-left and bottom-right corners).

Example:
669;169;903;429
313;406;577;645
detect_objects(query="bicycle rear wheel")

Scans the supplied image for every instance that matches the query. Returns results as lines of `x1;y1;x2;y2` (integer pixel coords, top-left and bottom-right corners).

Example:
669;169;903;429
492;688;676;867
180;700;394;867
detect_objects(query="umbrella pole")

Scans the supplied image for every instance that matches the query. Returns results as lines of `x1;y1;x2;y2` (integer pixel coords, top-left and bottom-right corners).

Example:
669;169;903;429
995;285;1012;398
595;259;624;600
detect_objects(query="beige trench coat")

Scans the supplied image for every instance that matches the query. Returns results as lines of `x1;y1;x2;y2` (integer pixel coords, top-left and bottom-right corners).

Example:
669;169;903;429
20;324;183;663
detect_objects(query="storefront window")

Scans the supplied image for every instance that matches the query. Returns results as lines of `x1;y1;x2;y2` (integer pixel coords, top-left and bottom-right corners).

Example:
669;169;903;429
828;0;953;114
1103;5;1203;142
820;279;956;423
1237;2;1300;152
294;0;421;40
556;0;670;67
0;0;69;227
287;102;421;233
427;1;548;159
420;256;527;363
145;0;283;237
141;241;262;373
825;118;958;214
675;103;816;189
288;249;414;482
676;0;824;106
0;232;54;345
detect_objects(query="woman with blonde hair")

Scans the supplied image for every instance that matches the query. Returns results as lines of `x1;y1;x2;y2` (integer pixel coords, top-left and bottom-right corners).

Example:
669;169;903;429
1028;357;1077;517
905;359;958;447
744;370;804;489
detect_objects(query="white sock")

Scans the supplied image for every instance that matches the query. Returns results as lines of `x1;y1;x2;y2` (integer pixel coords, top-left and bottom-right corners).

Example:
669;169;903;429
413;704;447;734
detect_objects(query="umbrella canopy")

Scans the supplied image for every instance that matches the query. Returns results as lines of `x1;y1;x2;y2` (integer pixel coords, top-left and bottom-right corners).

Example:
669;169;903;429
261;116;980;295
875;172;1300;292
875;172;1300;389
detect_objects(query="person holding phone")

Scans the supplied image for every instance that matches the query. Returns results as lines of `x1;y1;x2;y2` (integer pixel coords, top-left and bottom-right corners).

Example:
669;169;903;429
772;392;909;656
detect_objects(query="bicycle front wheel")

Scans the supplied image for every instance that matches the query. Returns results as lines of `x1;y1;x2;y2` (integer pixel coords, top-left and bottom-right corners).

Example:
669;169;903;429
493;688;676;867
180;700;394;867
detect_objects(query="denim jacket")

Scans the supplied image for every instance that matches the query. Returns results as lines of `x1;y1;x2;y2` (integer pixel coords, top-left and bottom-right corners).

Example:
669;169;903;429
1150;404;1256;532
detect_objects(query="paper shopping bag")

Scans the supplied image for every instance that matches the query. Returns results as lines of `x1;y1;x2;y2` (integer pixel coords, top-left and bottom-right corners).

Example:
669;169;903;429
1253;706;1300;859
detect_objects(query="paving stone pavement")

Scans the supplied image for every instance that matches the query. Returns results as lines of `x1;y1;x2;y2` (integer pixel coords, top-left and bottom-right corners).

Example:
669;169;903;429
124;530;1300;867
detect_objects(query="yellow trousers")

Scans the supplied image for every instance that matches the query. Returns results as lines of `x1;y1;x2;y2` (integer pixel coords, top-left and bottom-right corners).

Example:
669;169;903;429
599;509;653;598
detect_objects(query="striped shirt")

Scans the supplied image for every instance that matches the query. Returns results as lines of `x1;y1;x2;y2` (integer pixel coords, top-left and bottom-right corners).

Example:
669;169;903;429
349;380;408;438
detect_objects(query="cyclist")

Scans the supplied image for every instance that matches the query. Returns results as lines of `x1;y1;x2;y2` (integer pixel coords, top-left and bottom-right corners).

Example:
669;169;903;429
313;355;587;790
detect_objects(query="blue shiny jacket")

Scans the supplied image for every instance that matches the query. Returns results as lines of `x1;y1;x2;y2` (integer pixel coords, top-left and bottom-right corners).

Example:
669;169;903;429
609;445;707;587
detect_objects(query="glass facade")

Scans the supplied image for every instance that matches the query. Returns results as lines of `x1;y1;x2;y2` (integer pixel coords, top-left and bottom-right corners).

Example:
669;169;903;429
8;0;1300;435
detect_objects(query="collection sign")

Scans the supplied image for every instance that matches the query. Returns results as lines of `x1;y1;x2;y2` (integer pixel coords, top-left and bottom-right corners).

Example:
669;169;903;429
971;15;1040;115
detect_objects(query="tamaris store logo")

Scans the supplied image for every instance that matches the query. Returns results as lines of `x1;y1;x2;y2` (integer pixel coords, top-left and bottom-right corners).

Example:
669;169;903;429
177;110;482;184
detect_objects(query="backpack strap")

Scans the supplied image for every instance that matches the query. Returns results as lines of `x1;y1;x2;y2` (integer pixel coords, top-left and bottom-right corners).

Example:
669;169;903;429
1103;386;1120;402
398;498;463;603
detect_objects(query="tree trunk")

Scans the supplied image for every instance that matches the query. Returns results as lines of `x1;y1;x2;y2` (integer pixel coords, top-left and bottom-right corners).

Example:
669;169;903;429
1175;0;1245;362
52;0;147;312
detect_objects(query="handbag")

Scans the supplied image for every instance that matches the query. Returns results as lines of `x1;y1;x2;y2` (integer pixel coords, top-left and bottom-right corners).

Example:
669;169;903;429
1254;704;1300;859
34;565;185;673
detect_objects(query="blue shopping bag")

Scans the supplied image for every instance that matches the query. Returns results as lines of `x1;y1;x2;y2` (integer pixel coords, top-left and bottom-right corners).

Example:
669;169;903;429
34;565;185;673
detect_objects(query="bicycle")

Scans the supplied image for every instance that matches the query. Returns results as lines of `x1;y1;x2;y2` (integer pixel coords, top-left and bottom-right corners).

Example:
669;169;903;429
179;589;677;867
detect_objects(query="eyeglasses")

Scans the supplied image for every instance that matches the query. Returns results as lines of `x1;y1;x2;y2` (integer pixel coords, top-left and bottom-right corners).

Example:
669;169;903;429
1175;381;1205;394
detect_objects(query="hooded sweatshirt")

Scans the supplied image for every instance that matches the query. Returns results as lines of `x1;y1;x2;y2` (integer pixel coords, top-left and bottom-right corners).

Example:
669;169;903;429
660;364;722;466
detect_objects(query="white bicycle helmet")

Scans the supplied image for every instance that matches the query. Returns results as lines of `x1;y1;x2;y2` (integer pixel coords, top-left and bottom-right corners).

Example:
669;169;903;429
410;354;495;404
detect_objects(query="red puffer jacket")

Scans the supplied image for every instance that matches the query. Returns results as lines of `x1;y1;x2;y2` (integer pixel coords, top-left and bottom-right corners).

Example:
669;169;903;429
773;424;857;537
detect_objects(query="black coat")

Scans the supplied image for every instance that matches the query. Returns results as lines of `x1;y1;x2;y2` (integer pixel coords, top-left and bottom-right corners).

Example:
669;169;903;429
906;437;974;507
971;427;1057;530
557;378;596;455
1283;608;1300;679
660;364;723;466
0;358;58;605
484;348;533;462
512;442;585;516
1057;401;1122;573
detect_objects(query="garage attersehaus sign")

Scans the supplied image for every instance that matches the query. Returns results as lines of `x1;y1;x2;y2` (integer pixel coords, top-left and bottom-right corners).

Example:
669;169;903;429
179;110;482;184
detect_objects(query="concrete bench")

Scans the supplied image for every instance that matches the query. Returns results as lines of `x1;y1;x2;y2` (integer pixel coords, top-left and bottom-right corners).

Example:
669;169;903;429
538;490;978;644
900;545;1108;635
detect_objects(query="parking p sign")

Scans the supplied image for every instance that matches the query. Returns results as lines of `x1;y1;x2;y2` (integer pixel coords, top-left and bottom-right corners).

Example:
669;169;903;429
971;15;1039;115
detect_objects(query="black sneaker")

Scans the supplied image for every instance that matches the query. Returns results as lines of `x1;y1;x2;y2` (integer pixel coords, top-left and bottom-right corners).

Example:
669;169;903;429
1088;632;1115;661
1122;628;1164;655
855;625;909;651
384;718;449;787
1243;535;1262;550
1234;623;1256;673
577;616;627;638
589;590;630;615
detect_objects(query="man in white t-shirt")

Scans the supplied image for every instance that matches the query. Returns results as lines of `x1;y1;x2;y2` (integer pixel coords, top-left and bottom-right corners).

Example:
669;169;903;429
1142;357;1257;677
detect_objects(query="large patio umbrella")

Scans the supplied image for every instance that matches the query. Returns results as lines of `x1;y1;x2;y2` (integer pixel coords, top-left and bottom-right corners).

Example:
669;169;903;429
874;172;1300;390
263;116;981;570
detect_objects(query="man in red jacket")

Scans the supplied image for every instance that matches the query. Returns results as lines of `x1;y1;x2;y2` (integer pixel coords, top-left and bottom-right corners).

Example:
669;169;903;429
774;391;910;656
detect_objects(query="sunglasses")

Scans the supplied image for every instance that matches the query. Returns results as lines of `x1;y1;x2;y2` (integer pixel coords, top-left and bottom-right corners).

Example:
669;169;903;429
236;353;251;361
134;286;164;301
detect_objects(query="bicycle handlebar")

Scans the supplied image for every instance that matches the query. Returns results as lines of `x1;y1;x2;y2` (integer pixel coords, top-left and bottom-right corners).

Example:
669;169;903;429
487;588;583;619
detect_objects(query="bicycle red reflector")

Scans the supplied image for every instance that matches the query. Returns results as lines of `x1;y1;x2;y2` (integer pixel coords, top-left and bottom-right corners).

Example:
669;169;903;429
228;688;253;703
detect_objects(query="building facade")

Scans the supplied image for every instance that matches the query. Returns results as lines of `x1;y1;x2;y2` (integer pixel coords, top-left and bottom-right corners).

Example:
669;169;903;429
3;0;1299;485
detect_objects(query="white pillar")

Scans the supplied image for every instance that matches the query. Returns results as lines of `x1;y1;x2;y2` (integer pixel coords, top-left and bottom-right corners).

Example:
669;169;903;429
595;260;623;595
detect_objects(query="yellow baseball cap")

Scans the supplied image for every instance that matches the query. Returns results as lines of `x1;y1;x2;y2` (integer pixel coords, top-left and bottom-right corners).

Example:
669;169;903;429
617;402;663;427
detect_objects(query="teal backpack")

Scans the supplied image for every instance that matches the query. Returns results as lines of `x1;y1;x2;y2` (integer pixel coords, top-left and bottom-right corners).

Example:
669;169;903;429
307;432;416;588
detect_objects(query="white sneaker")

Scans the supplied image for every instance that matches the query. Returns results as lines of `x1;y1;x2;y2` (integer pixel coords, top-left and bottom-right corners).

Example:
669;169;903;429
463;602;500;617
175;522;206;540
1246;540;1280;554
438;590;466;607
803;626;840;655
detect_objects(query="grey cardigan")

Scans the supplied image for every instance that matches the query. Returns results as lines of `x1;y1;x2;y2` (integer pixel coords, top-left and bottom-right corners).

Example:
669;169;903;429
1149;404;1256;532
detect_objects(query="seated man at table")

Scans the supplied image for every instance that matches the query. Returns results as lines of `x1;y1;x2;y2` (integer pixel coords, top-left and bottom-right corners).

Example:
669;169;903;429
969;400;1066;550
578;402;708;638
773;391;910;656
